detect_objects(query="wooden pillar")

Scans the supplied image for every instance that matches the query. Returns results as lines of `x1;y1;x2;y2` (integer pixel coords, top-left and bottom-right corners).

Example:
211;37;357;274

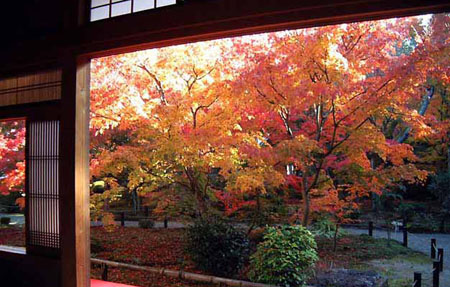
60;56;91;287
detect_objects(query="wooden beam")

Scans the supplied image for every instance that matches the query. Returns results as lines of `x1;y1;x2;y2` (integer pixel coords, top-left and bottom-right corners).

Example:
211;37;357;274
0;0;449;73
60;55;91;287
0;101;61;121
79;0;450;58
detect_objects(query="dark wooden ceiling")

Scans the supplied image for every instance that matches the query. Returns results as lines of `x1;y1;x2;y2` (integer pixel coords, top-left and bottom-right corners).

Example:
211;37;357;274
1;0;449;75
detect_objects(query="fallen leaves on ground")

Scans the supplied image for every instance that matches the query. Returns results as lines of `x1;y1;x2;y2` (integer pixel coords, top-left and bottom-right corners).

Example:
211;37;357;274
0;227;25;247
91;227;215;287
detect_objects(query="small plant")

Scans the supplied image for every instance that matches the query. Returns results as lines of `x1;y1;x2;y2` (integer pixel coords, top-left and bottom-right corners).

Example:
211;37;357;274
138;219;155;229
0;217;11;225
310;217;343;239
186;216;250;277
249;225;318;287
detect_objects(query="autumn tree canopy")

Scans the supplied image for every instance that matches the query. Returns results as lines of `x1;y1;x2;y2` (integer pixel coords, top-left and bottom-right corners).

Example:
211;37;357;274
89;14;449;225
0;121;25;196
1;14;447;226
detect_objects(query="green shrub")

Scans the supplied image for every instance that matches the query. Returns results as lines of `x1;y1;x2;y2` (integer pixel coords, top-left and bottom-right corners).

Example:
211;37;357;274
249;225;318;287
428;171;450;199
397;203;427;221
407;213;439;233
0;217;11;225
186;217;250;277
310;217;343;239
428;172;450;220
138;219;155;229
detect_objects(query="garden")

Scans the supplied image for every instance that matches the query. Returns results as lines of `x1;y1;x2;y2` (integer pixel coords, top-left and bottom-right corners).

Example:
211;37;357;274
1;12;450;287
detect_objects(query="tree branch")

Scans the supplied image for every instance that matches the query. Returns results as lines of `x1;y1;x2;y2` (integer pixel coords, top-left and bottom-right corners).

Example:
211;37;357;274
138;64;168;105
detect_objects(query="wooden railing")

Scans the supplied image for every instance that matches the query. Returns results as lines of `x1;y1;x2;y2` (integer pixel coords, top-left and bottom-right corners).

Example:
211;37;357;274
91;258;279;287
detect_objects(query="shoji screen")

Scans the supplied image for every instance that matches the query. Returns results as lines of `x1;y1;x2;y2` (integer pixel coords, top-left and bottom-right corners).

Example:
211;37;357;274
90;0;177;21
26;120;61;256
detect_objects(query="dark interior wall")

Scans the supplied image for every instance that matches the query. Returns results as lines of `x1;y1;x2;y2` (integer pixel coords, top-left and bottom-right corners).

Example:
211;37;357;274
0;0;66;78
0;0;65;47
0;251;60;287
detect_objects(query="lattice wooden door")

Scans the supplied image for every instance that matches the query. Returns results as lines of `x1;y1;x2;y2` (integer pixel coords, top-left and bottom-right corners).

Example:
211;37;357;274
26;120;61;257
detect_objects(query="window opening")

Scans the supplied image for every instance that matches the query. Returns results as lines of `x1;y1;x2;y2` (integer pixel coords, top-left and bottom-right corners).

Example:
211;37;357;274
0;120;26;250
90;0;177;22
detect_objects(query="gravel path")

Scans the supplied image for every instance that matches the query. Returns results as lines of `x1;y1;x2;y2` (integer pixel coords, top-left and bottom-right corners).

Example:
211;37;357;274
344;227;450;286
91;220;186;228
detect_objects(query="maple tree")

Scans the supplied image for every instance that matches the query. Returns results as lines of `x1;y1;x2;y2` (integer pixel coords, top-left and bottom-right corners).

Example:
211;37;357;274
90;14;450;225
0;15;446;249
87;13;449;226
0;14;443;226
407;15;450;174
90;41;282;218
225;14;449;225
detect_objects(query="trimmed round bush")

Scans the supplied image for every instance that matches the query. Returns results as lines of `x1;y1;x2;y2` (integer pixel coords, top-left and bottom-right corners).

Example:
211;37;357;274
186;217;250;277
249;225;318;287
138;219;155;229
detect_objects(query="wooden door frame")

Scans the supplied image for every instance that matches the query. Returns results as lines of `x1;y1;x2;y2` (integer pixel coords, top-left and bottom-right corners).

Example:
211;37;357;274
59;56;91;287
0;101;61;121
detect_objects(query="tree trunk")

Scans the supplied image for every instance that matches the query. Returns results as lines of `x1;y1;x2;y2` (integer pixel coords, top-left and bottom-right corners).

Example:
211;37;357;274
132;189;138;215
185;168;208;217
103;197;110;211
439;215;447;233
137;195;141;212
301;187;310;226
195;189;208;217
333;224;340;252
447;140;450;172
247;194;261;234
397;86;435;143
370;156;376;211
386;220;391;247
